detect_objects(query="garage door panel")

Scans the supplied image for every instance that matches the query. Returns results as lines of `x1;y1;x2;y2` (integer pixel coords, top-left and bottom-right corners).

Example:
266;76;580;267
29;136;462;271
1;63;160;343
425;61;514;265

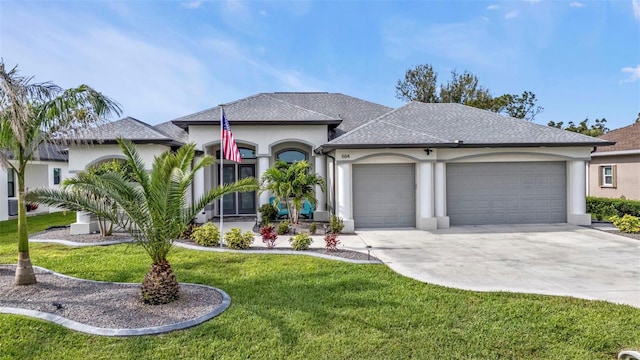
353;164;415;229
447;162;566;225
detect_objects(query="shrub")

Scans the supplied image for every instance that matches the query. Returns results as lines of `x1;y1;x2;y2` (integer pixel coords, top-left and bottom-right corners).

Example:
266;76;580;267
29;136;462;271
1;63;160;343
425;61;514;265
260;224;278;249
289;232;313;250
309;222;317;235
179;222;197;240
324;233;340;252
610;214;640;234
329;215;344;234
259;203;279;224
225;227;255;249
277;220;290;235
191;223;220;246
587;196;640;219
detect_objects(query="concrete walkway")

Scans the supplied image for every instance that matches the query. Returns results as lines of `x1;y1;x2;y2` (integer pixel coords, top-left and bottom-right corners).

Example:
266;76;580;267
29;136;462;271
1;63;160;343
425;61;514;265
344;224;640;307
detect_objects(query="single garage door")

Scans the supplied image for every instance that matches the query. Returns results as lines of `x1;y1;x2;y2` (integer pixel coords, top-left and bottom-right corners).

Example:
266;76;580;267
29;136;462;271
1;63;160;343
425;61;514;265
446;162;566;225
353;164;415;228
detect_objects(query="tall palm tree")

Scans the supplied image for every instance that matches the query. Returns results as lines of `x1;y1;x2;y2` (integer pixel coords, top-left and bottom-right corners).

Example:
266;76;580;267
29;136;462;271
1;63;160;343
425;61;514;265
30;138;258;305
0;61;121;285
260;160;325;225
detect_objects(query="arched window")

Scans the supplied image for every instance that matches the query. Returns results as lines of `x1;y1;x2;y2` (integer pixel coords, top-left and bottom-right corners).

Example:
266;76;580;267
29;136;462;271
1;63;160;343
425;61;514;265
216;147;256;160
277;149;307;164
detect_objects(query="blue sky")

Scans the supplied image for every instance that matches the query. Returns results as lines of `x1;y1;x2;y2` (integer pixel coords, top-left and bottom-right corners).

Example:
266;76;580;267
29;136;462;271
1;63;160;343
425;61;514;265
1;0;638;130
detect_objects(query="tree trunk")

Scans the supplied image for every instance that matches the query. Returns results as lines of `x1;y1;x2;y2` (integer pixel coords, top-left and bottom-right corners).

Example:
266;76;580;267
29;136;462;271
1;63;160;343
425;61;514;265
15;161;36;285
140;259;180;305
15;252;36;285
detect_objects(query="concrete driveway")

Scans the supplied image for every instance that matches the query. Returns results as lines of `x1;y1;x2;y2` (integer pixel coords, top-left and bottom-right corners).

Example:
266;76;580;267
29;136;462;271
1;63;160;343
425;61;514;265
345;224;640;307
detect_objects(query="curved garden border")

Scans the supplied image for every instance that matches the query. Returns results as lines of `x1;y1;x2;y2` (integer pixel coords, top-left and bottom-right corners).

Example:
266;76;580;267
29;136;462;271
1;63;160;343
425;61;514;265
0;266;231;337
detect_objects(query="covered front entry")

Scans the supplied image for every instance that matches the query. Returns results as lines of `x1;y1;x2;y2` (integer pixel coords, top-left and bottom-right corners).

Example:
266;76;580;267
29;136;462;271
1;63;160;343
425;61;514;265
352;164;416;228
446;162;567;225
220;163;256;215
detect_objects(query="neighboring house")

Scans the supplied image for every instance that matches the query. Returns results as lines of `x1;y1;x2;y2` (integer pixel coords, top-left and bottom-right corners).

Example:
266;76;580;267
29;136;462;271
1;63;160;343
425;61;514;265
589;123;640;200
0;144;69;221
58;92;611;233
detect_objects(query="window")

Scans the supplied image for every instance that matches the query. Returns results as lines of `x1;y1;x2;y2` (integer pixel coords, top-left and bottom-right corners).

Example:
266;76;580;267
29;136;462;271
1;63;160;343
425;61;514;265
53;168;61;185
600;165;616;188
216;147;256;160
7;169;15;197
277;149;307;164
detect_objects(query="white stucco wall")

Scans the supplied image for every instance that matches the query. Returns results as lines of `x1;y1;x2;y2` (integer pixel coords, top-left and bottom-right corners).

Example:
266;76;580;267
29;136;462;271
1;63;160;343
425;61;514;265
187;124;328;155
331;146;594;230
68;144;170;172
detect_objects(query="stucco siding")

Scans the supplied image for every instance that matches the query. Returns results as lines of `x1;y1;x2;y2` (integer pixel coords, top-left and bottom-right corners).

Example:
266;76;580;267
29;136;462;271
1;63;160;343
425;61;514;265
68;144;170;172
589;154;640;200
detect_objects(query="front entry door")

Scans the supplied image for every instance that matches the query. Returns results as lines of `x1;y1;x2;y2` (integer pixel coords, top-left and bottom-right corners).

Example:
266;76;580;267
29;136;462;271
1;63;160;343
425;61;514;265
221;164;256;215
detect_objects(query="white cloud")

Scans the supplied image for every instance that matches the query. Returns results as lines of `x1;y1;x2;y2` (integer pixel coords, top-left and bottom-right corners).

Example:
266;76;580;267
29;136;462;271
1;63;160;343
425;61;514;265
569;2;585;8
505;10;520;19
487;5;500;10
183;0;203;9
621;65;640;82
633;0;640;20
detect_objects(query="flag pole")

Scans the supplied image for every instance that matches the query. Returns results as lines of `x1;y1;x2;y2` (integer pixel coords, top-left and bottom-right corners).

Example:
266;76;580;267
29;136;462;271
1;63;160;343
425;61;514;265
219;104;224;248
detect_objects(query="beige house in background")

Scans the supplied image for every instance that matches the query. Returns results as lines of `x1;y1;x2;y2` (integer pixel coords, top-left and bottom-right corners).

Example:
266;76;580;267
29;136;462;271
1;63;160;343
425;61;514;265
589;123;640;200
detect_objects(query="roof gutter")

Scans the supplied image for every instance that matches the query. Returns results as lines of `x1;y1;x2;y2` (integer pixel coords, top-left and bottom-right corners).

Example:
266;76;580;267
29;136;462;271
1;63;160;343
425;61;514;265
316;141;615;153
591;149;640;157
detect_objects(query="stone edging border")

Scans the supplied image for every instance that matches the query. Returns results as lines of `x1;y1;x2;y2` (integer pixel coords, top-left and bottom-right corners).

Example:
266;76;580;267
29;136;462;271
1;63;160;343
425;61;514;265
0;265;231;337
30;238;383;264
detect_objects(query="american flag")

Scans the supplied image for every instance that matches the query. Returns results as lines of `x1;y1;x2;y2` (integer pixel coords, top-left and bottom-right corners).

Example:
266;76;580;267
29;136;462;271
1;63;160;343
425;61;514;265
221;109;242;163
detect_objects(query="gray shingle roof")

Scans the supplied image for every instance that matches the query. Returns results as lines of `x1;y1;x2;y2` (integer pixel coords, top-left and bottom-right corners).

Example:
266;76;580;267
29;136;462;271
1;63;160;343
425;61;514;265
171;93;340;127
267;92;393;136
154;121;189;143
76;117;184;146
323;102;613;149
170;93;391;135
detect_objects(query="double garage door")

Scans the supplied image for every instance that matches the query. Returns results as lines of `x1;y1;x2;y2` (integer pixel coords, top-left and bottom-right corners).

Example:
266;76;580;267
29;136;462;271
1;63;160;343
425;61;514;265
352;162;567;228
447;162;567;225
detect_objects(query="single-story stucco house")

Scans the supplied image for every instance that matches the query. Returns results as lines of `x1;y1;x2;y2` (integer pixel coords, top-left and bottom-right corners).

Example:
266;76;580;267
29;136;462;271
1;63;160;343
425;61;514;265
0;144;70;221
589;123;640;200
40;92;614;233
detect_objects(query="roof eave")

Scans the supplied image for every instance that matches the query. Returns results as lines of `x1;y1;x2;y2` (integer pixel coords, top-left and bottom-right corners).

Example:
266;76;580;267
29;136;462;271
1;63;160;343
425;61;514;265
172;119;343;129
315;141;614;153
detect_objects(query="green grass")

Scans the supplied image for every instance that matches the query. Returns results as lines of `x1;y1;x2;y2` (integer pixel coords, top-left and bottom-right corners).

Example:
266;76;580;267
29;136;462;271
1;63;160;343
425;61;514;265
1;213;639;359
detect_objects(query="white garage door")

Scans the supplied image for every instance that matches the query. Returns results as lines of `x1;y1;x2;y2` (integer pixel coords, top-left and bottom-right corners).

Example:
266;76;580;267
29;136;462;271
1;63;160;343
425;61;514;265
446;162;566;225
353;164;415;228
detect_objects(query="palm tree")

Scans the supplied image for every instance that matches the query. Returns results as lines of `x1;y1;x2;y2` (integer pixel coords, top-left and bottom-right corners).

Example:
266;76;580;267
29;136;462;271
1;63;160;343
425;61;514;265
30;138;258;305
0;61;121;285
260;160;325;225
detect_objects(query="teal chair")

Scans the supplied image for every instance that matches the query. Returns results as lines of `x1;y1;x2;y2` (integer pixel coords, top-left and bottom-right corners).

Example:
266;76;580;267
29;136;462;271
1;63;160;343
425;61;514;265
269;197;315;219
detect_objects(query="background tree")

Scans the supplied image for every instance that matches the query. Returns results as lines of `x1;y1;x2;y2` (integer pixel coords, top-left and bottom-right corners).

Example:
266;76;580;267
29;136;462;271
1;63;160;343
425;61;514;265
30;138;259;304
0;61;121;285
547;117;609;137
395;63;543;121
260;160;325;225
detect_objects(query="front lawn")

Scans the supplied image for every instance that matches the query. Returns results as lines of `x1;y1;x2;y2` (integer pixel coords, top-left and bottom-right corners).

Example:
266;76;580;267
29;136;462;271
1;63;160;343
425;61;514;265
1;213;639;359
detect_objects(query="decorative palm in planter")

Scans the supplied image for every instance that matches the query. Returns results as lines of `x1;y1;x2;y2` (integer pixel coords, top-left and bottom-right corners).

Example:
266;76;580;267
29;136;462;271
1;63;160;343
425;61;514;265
260;160;325;225
30;138;258;304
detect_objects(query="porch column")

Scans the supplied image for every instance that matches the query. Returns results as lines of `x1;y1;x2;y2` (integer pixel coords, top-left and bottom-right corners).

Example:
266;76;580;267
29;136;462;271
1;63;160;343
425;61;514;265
193;161;207;223
0;170;7;221
567;160;591;225
313;155;329;222
434;162;449;228
70;211;98;235
417;162;437;230
258;155;270;207
337;162;354;233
